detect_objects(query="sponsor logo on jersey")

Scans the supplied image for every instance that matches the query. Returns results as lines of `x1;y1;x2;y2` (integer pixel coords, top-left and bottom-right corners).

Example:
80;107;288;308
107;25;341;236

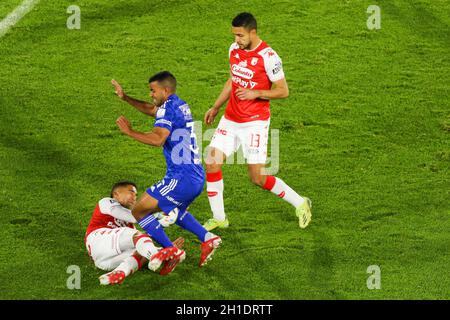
106;222;117;229
272;62;282;75
178;104;192;120
113;218;129;228
238;60;248;67
156;108;166;118
231;64;254;80
232;76;258;89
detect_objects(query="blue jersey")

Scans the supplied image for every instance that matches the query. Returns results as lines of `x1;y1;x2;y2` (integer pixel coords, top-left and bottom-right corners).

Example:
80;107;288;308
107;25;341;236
153;94;204;183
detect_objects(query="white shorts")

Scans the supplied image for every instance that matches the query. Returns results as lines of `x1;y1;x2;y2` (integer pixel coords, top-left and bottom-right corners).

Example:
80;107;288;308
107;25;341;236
209;116;270;164
85;227;137;271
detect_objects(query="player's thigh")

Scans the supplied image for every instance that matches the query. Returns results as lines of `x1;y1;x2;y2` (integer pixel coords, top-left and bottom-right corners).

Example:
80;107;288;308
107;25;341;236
206;146;226;165
132;191;161;220
208;116;240;164
239;120;270;165
86;228;137;268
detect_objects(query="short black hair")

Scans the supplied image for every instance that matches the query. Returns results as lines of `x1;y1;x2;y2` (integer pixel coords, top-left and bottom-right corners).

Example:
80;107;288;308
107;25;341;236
110;181;137;198
148;71;177;92
232;12;257;31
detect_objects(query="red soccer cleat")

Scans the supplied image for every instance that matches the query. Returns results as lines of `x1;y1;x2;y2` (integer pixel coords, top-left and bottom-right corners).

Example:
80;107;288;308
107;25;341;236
159;249;186;276
199;236;222;267
99;270;126;285
148;246;179;272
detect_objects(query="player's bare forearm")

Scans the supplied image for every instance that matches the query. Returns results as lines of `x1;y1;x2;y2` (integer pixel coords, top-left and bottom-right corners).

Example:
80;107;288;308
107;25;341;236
123;94;157;117
255;78;289;100
235;78;289;101
116;117;169;146
254;86;289;100
126;130;166;147
213;78;232;109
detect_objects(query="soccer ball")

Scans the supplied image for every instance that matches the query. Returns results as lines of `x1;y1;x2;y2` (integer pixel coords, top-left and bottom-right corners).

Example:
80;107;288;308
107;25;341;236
154;208;178;227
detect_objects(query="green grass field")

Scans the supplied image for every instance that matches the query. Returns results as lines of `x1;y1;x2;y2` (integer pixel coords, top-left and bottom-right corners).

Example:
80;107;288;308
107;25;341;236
0;0;449;299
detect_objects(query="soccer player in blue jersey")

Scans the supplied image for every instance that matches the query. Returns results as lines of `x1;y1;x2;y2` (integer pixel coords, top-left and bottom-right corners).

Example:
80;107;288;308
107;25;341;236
112;72;221;271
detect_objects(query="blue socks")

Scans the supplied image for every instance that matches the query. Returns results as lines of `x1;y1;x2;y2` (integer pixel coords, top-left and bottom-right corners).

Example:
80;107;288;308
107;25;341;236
138;211;210;246
138;214;173;248
176;211;208;242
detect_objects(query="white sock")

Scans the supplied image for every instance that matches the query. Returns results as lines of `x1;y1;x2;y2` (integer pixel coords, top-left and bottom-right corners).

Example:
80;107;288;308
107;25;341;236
114;255;139;276
135;235;159;260
207;171;226;221
204;232;214;242
264;176;305;207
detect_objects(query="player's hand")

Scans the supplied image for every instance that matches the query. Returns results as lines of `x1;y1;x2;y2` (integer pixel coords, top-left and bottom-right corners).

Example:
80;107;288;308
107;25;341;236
204;107;220;125
173;237;185;249
111;79;126;100
116;116;132;135
235;88;260;100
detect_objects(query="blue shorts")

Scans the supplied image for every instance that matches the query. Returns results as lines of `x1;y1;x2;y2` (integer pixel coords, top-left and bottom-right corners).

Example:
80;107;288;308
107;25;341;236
146;175;204;214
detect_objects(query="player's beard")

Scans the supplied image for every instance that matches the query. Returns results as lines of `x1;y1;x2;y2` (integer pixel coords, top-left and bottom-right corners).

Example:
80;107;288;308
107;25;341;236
240;40;253;50
153;97;163;107
124;200;135;210
239;41;250;50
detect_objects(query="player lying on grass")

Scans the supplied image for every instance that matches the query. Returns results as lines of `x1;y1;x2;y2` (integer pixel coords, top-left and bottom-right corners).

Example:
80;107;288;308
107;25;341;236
112;71;221;267
85;181;186;285
203;12;312;231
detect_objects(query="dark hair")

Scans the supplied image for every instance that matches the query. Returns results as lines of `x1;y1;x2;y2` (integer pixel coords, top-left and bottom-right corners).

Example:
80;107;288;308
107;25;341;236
148;71;177;92
232;12;257;31
110;181;137;198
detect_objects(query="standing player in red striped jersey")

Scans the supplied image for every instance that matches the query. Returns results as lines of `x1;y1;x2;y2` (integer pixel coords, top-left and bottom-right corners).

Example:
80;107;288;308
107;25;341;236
203;12;312;231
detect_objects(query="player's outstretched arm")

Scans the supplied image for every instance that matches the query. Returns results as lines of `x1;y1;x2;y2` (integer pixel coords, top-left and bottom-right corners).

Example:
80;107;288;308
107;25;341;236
116;116;170;147
204;78;232;125
111;79;157;117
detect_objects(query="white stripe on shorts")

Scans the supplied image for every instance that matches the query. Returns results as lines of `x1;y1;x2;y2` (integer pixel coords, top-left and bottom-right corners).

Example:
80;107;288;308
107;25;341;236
160;179;178;196
159;179;174;196
162;179;178;196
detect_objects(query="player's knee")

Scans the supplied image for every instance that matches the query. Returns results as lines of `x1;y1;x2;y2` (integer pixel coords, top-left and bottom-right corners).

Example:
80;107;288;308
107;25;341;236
95;261;112;272
205;148;224;169
249;174;265;187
